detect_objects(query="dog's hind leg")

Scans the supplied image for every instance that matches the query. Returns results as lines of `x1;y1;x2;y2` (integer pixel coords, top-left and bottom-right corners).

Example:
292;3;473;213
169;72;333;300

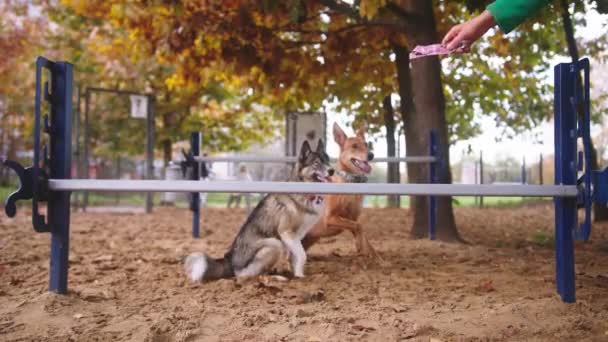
234;238;283;278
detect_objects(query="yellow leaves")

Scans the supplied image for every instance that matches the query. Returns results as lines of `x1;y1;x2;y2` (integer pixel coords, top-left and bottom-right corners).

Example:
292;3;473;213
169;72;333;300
488;32;510;57
156;6;173;17
128;29;139;42
198;34;221;53
60;0;393;134
155;54;166;65
359;0;387;19
109;3;124;20
165;73;186;91
247;66;267;86
60;0;113;19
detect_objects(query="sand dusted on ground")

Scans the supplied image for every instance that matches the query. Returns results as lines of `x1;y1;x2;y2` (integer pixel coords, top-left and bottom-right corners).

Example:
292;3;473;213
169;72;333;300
1;205;608;341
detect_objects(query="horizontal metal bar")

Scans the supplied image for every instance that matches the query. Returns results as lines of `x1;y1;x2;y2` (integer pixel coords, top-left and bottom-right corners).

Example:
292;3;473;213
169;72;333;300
373;156;437;163
85;86;152;97
48;179;578;197
194;156;437;163
196;156;297;163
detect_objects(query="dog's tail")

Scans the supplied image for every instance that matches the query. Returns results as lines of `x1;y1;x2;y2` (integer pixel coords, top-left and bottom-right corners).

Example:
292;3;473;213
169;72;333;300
184;252;234;282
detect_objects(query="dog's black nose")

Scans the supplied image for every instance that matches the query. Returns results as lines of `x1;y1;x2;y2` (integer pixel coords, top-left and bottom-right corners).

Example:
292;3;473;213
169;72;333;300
367;152;374;161
328;168;335;176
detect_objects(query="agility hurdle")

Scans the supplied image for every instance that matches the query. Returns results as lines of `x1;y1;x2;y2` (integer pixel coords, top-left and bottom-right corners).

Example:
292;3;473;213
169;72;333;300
193;155;438;163
179;134;440;239
2;56;607;303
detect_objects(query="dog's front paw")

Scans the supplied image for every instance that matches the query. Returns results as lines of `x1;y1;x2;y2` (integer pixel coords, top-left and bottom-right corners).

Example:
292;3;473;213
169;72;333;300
293;271;305;278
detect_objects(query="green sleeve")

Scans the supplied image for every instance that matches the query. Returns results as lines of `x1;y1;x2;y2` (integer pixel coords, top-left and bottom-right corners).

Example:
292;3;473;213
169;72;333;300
487;0;553;34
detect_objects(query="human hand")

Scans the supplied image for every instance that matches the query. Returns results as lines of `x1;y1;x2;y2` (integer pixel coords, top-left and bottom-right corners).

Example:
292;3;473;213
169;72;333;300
442;10;497;51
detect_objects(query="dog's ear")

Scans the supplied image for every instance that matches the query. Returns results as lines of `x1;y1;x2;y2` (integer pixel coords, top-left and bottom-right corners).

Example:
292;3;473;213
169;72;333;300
316;139;324;153
356;125;366;140
333;123;346;147
299;140;312;161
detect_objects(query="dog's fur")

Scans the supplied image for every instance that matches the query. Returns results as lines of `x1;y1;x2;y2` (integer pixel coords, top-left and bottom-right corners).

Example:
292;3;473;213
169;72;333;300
302;123;379;258
185;140;332;282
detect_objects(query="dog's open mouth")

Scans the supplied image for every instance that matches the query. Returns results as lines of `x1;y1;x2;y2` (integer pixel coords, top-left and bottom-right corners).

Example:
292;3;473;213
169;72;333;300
312;172;331;183
350;158;372;174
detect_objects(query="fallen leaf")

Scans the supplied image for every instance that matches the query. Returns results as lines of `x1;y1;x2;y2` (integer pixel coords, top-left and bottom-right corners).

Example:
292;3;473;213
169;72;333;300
296;309;314;318
296;289;325;304
98;264;118;271
475;280;496;292
92;255;113;263
256;278;284;295
393;306;409;313
352;324;376;332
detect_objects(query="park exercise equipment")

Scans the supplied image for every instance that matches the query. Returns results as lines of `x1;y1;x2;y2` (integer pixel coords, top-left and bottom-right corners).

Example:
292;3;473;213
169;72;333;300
2;56;607;303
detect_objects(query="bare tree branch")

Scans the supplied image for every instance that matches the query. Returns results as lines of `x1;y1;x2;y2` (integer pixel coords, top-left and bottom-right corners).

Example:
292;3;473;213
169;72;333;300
281;22;386;36
318;0;408;32
385;2;416;21
318;0;360;18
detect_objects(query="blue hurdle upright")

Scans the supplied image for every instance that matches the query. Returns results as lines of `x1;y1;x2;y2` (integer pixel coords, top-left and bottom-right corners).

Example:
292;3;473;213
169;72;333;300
2;56;607;304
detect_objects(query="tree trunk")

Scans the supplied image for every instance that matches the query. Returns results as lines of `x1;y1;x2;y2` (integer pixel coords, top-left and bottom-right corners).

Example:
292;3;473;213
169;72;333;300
560;0;608;221
395;0;462;242
383;95;401;207
162;139;172;166
0;124;8;186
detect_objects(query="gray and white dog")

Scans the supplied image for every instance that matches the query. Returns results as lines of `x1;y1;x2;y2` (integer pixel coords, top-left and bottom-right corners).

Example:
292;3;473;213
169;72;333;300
185;139;333;281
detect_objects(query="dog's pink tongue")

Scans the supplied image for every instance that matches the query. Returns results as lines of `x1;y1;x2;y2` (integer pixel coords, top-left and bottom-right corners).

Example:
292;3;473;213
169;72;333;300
359;161;372;174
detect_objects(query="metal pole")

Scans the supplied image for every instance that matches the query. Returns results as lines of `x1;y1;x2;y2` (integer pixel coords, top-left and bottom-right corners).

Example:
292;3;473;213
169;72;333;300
191;131;201;238
539;153;544;185
48;61;73;294
194;155;436;163
145;95;155;213
522;156;527;184
428;130;437;240
479;151;484;208
285;112;290;157
115;156;120;205
474;155;478;206
82;90;90;211
554;62;576;303
47;180;577;196
396;128;401;168
398;128;403;209
72;85;80;209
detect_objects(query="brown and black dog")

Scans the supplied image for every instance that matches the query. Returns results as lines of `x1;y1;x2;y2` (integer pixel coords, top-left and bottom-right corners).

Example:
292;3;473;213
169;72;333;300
302;123;379;258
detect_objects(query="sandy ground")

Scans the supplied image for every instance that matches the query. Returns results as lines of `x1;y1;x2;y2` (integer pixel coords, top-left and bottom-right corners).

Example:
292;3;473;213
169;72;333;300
1;204;608;341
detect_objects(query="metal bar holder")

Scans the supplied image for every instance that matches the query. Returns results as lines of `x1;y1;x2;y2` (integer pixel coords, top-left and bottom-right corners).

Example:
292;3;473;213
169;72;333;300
574;59;608;234
2;57;73;293
574;59;593;241
553;58;607;303
180;131;206;238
